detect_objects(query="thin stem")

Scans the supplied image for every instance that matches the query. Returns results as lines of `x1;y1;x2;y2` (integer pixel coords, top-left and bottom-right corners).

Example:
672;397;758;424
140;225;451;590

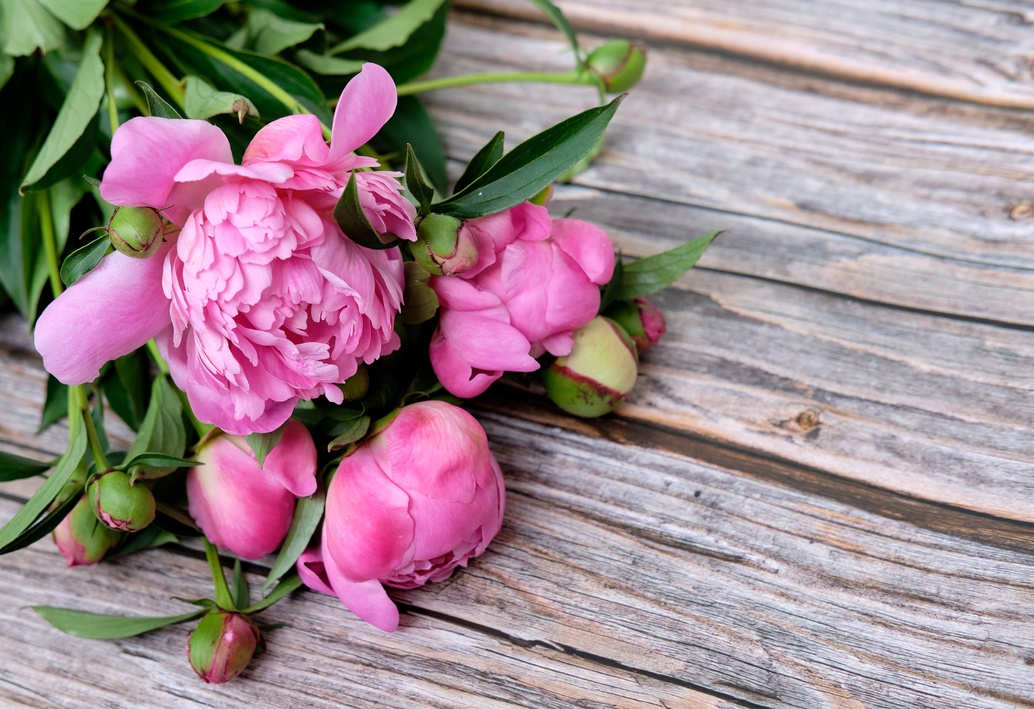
38;191;63;298
205;539;236;610
110;13;185;108
395;69;594;96
104;27;120;132
81;404;110;472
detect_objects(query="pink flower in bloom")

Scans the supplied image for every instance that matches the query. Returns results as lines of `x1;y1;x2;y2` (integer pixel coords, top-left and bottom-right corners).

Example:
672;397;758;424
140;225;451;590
34;64;415;434
187;419;317;560
428;202;615;397
298;401;505;632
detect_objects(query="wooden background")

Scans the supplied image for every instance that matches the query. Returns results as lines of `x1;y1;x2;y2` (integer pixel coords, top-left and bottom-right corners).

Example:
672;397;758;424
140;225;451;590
2;1;1033;707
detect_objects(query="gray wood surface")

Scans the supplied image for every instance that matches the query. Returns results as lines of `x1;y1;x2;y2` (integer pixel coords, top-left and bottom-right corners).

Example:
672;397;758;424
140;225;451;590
2;2;1033;708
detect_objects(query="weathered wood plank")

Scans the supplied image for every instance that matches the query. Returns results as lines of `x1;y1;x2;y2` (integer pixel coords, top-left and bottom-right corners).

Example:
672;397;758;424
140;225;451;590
455;0;1034;109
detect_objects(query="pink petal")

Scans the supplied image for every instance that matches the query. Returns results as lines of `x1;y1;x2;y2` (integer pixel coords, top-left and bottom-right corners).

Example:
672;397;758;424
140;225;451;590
243;114;330;166
263;419;318;496
550;218;615;285
100;117;232;225
327;64;397;164
297;546;336;596
174;158;294;185
323;540;400;632
35;245;173;385
436;309;538;372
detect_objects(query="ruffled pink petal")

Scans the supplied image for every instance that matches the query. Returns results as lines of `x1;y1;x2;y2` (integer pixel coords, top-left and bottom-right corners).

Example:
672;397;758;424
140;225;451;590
436;309;538;372
35;245;173;385
173;158;294;186
100;117;232;224
243;114;330;166
263;419;318;496
550;218;615;285
327;63;397;165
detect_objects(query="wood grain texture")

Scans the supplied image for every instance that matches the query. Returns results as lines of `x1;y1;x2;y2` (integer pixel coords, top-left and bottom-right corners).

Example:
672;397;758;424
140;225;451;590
455;0;1034;109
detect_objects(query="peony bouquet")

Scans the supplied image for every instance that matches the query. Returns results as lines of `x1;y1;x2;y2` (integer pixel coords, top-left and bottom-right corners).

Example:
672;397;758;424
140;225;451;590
0;0;715;683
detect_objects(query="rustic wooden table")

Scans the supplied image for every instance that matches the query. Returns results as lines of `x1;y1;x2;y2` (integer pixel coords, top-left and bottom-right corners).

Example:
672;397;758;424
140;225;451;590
2;1;1033;707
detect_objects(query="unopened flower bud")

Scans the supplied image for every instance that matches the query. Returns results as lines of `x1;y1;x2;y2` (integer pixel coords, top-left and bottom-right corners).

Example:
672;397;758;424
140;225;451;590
604;297;666;353
586;40;647;93
542;316;638;417
52;494;122;566
339;364;369;401
87;470;156;532
413;214;479;277
187;612;259;684
107;206;164;258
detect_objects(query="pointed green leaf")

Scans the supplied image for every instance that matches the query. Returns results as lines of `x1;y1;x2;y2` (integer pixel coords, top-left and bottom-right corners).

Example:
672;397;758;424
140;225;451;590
245;422;286;468
109;525;177;558
38;375;68;433
183;75;258;122
35;0;108;30
0;488;80;553
0;451;52;482
59;234;110;287
231;559;250;610
135;81;182;119
124;452;201;471
333;171;395;249
30;606;206;639
526;0;580;66
0;0;65;56
404;144;433;215
292;50;364;76
127;376;186;480
248;571;302;613
327;415;370;452
598;257;623;312
434;95;623;219
246;9;323;55
103;351;148;431
454;131;504;195
329;0;446;54
136;0;227;24
613;231;720;301
21;30;104;191
262;487;323;592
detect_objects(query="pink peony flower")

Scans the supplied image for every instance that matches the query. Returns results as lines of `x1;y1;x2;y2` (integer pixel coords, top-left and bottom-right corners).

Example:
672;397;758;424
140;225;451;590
297;401;506;632
187;419;317;560
428;202;615;398
34;64;415;434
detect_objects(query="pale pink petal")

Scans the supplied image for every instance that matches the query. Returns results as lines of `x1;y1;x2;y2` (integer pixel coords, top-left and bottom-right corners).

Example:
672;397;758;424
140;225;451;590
435;309;538;372
243;114;329;166
327;63;397;164
550;218;615;285
35;245;173;385
324;544;400;632
174;158;294;185
263;419;318;496
297;546;336;596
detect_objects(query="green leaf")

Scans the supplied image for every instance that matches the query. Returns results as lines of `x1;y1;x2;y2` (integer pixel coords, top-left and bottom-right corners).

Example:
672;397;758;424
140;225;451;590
123;452;201;470
400;261;438;325
90;391;109;454
183;75;258;122
245;422;286;468
404;144;433;215
102;351;148;431
453;131;504;195
231;559;249;610
0;55;13;91
597;257;623;312
246;9;322;56
59;234;110;286
30;606;206;639
109;525;177;558
0;0;65;56
525;0;580;67
612;231;720;300
0;451;52;482
0;424;86;553
127;376;187;481
136;0;227;24
21;30;104;192
434;95;623;219
329;0;446;54
262;488;325;592
292;50;363;77
333;171;394;249
374;95;446;193
135;81;182;119
38;375;68;433
327;415;370;452
35;0;108;30
0;487;80;553
247;571;302;613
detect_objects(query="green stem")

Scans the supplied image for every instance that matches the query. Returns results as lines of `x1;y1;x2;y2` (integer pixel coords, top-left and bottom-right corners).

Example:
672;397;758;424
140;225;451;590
205;539;236;610
104;27;120;132
146;339;169;376
81;402;110;472
38;191;63;298
110;13;185;108
396;69;595;96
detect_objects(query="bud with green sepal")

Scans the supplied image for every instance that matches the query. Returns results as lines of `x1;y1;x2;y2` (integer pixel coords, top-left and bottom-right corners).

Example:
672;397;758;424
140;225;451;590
187;611;260;684
52;495;123;566
586;40;647;93
107;206;165;259
604;297;666;354
542;316;639;418
87;469;156;532
412;214;479;277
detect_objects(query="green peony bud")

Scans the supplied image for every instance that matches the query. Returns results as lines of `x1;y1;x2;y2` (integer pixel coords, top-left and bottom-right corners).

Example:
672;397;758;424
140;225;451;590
604;297;666;354
87;469;156;532
586;40;647;93
542;316;639;417
107;206;164;258
52;494;122;566
412;214;479;277
187;612;260;684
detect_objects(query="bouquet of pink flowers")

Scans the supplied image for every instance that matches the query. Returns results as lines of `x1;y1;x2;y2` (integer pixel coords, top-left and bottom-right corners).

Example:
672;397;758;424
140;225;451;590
0;0;714;683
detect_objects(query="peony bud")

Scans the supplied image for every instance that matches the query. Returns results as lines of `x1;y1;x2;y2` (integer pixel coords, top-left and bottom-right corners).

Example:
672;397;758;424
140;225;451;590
52;494;122;566
107;206;164;259
339;365;370;401
542;316;638;417
187;612;259;684
412;214;479;277
586;40;647;93
604;297;666;353
87;470;156;532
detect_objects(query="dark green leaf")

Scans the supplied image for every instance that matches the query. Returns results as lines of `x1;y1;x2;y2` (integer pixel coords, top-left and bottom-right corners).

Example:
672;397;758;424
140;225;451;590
0;451;52;482
404;144;433;215
30;606;207;639
184;75;258;122
124;452;201;470
135;81;183;119
60;234;110;286
136;0;228;24
328;0;446;54
231;559;250;610
0;488;81;554
245;422;286;468
454;131;504;195
598;257;623;312
262;488;325;592
292;50;363;77
0;424;86;553
400;261;438;325
90;391;109;454
127;376;187;481
613;231;720;301
103;351;148;431
434;96;623;219
21;30;104;191
246;571;302;613
35;0;108;30
327;415;370;451
333;171;393;249
109;525;177;558
373;95;446;193
526;0;580;65
38;374;68;433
